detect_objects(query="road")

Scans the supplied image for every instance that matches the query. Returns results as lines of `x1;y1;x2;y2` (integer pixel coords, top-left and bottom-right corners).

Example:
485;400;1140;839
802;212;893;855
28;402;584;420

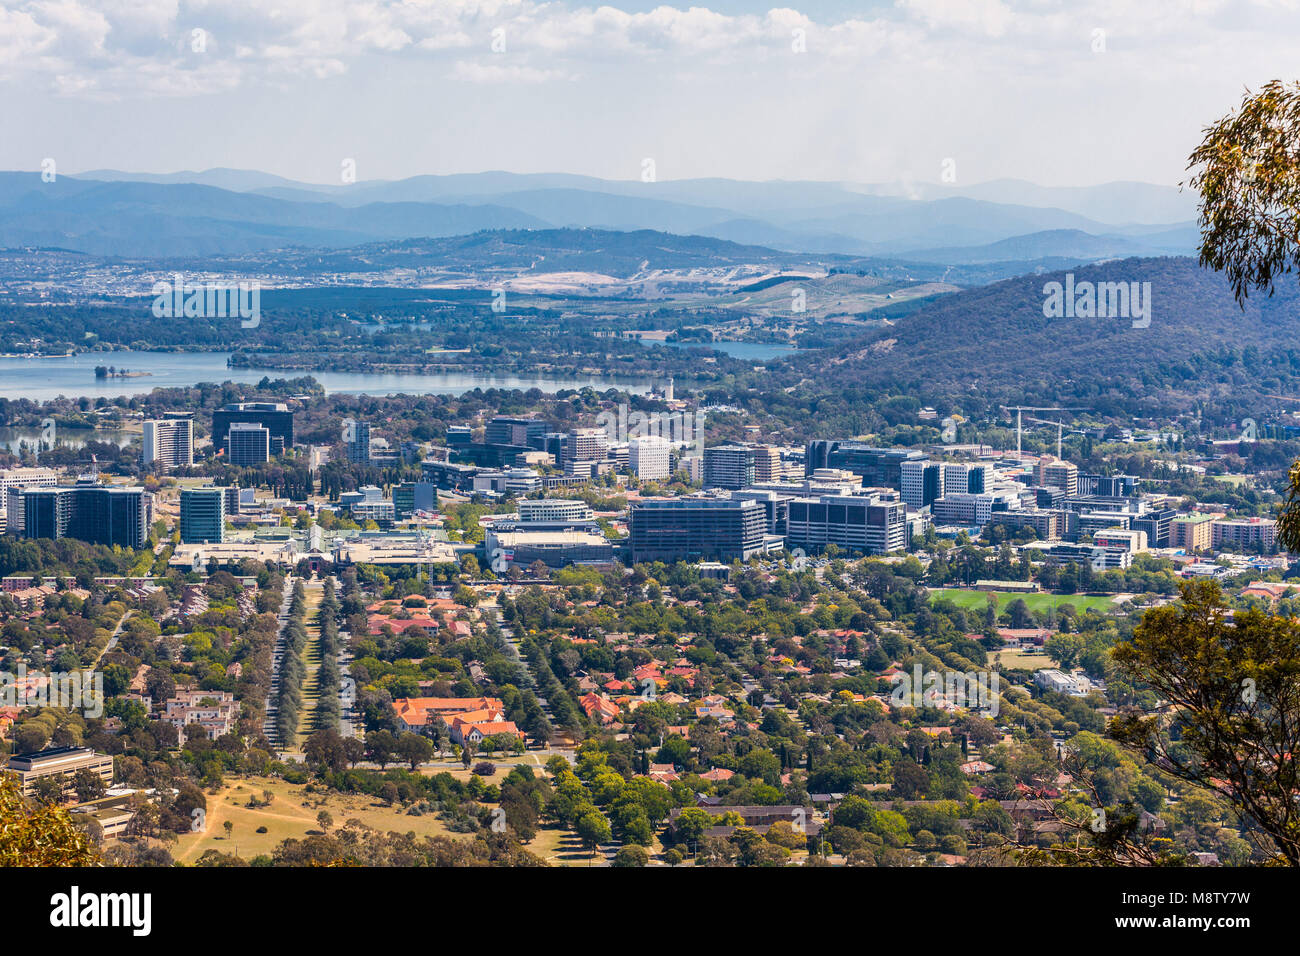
483;599;556;725
260;574;296;750
91;609;134;668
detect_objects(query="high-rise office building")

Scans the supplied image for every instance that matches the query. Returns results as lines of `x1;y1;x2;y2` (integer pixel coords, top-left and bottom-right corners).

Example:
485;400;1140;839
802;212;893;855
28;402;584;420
20;484;150;549
786;493;906;555
564;428;607;466
517;499;595;522
344;419;371;464
180;487;226;544
1037;457;1079;496
931;492;1017;528
212;403;293;455
630;498;768;563
804;441;925;489
393;481;437;519
485;416;547;449
1130;508;1177;549
142;415;193;470
900;460;944;508
226;423;271;466
703;445;756;490
629;436;672;480
942;462;992;495
1078;473;1139;497
752;446;782;481
731;489;790;536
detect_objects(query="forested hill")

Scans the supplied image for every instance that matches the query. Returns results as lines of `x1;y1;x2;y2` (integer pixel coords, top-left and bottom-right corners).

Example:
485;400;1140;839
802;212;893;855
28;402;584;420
795;256;1300;419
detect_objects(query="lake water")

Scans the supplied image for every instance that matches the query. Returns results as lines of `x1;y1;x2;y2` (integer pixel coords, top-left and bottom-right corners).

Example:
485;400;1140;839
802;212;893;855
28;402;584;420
0;352;653;402
0;426;133;452
641;340;800;360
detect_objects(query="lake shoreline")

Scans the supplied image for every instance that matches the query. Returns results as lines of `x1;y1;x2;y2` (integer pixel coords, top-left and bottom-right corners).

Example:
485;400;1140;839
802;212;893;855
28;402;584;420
0;350;656;402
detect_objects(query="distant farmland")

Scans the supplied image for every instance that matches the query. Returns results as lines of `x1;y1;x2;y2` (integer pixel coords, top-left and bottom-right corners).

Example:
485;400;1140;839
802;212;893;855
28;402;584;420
928;588;1117;615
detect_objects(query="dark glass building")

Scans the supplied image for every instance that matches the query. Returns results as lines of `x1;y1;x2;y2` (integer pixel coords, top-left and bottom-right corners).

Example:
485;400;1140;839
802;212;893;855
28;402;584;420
630;498;768;563
804;441;925;488
21;485;149;549
212;402;294;454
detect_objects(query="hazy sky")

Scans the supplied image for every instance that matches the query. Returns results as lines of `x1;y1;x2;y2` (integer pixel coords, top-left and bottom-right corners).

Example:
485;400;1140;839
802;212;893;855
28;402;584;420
1;0;1296;187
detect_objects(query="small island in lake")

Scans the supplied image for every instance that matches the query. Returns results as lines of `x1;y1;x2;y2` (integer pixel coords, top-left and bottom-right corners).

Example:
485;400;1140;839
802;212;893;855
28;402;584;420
94;365;153;379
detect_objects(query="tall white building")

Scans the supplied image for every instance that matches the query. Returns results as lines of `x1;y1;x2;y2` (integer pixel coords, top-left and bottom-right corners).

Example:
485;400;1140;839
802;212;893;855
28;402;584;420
565;428;608;466
629;436;672;480
942;462;992;495
143;417;194;470
900;460;944;509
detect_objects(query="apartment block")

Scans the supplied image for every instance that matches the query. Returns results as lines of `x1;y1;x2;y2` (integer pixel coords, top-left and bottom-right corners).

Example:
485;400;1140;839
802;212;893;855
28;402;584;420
1211;517;1278;551
20;483;150;549
142;415;194;470
163;689;238;742
1170;514;1214;552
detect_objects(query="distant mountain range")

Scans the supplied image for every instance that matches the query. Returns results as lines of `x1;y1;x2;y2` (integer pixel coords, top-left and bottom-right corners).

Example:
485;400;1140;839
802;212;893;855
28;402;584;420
0;168;1201;263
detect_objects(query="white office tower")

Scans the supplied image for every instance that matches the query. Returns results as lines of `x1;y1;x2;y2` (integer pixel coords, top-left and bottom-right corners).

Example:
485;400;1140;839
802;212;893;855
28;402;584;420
942;462;992;495
900;459;944;509
565;427;608;465
630;436;672;480
143;417;194;470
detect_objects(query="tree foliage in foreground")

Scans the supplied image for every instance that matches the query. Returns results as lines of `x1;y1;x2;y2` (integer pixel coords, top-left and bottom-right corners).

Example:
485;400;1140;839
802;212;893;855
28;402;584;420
1111;581;1300;865
0;773;101;867
1188;78;1300;305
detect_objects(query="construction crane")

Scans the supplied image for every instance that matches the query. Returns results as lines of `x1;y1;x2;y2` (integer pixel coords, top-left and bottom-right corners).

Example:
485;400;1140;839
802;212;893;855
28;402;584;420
1023;415;1088;459
1001;406;1090;459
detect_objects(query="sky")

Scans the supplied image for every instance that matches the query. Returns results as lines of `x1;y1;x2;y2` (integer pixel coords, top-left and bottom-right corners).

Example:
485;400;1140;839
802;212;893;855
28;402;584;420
0;0;1297;187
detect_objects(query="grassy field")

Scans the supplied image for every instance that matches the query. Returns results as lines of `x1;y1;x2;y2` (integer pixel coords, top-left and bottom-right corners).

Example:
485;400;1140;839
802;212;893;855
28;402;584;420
171;775;458;863
929;588;1116;615
993;648;1055;671
290;583;324;751
171;768;587;865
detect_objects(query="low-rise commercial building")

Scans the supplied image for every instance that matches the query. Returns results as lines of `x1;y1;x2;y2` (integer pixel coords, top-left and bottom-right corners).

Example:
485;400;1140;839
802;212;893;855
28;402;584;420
5;746;114;799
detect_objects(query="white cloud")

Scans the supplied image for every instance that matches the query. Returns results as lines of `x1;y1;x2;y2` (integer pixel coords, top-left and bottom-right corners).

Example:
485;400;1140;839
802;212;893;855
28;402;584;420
449;59;571;83
3;1;1300;184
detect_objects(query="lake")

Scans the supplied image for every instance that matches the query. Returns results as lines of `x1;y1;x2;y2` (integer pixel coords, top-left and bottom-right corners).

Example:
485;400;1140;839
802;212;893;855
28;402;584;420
0;352;654;402
0;426;133;452
641;340;800;360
